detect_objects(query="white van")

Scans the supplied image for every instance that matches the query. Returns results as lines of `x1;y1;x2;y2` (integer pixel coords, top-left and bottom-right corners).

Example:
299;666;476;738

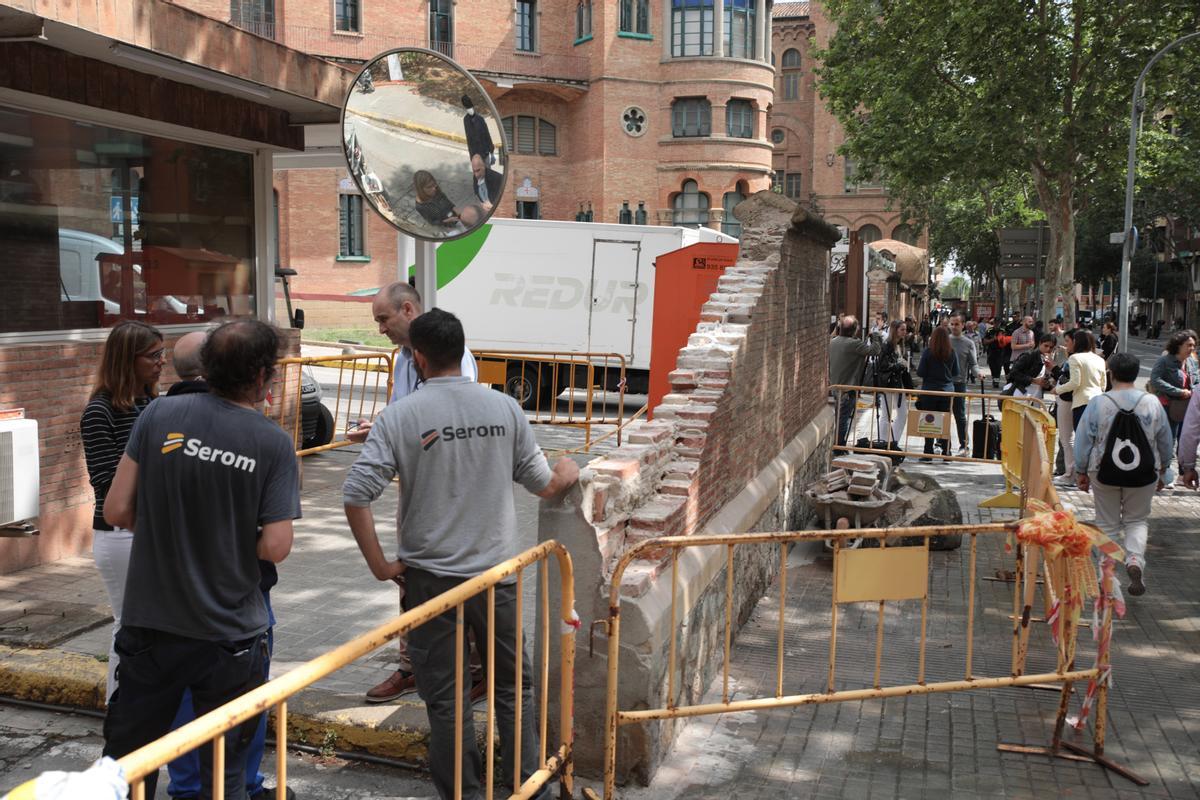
58;229;188;316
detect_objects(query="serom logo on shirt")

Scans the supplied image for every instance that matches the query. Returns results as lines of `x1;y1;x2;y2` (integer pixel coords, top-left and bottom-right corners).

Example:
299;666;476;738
161;432;257;473
420;424;507;451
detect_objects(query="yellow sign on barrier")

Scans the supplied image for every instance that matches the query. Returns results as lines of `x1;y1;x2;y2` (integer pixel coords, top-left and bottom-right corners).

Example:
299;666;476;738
835;546;929;603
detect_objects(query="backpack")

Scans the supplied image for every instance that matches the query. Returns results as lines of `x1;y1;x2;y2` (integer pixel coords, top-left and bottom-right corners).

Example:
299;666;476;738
1096;395;1158;488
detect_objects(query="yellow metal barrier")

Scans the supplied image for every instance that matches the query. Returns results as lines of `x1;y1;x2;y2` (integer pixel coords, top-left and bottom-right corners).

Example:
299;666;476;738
475;350;629;451
830;383;1049;466
588;403;1144;798
271;353;394;457
115;541;578;800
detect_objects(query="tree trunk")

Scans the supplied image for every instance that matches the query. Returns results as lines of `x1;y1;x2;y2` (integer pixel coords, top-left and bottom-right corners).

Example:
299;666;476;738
1032;170;1077;326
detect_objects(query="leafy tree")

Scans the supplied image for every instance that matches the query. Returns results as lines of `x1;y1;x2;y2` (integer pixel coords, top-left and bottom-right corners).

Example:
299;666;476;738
816;0;1200;325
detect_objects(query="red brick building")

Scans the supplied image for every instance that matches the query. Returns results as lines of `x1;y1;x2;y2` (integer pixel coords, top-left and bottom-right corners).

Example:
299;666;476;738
173;0;778;297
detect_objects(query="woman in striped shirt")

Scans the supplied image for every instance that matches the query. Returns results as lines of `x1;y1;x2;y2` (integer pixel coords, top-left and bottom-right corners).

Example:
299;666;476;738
80;320;164;702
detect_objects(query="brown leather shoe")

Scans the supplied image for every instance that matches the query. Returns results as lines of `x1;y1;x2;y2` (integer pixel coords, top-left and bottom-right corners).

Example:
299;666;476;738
365;669;417;703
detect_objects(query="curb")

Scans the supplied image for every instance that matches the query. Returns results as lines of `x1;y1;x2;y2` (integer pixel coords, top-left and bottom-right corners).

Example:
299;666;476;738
0;645;440;763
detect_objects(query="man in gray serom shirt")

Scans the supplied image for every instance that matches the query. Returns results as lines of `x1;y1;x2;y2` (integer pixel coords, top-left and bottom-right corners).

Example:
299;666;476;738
342;309;578;800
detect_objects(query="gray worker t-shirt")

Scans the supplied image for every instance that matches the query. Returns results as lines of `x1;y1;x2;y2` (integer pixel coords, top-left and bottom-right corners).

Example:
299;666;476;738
343;376;552;579
122;392;301;641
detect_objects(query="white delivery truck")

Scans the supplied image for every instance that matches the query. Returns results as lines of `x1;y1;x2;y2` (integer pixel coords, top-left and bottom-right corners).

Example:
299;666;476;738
402;217;737;405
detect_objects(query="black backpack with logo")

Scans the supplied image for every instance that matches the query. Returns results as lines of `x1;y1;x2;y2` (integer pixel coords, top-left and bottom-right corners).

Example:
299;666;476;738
1096;395;1157;488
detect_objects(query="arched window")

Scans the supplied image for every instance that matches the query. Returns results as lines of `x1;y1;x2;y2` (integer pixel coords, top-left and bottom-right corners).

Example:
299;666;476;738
892;224;917;245
722;189;745;237
673;180;709;228
857;224;882;244
502;116;558;155
781;48;801;100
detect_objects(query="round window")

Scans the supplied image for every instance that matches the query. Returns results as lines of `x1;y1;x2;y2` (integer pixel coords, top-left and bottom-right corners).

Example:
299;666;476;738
771;128;785;144
622;106;647;137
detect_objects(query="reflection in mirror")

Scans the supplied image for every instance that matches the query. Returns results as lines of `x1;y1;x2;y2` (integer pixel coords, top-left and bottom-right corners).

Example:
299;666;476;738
342;48;507;241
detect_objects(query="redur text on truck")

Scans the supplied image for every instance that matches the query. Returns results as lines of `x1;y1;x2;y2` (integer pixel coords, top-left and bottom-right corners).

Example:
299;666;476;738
365;217;738;406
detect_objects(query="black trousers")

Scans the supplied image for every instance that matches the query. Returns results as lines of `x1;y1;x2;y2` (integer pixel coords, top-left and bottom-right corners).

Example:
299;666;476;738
405;568;549;800
102;625;268;799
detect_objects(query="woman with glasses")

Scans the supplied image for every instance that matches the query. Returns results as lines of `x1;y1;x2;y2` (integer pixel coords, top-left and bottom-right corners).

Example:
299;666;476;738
80;320;164;702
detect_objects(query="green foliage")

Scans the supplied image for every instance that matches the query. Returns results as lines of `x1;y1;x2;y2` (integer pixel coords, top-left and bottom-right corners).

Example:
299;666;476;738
816;0;1200;321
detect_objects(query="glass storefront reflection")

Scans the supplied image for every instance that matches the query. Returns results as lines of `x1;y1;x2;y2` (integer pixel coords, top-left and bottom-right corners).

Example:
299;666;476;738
0;107;255;334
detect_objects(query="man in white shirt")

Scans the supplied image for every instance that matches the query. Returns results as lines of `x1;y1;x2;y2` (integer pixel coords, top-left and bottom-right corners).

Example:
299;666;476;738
348;280;479;703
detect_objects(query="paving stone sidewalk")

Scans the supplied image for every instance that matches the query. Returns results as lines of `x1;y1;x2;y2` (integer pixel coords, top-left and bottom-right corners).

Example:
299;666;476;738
616;458;1200;800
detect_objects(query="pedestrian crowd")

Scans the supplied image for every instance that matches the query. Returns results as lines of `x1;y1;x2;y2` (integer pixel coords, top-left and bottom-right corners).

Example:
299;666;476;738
81;282;576;799
831;310;1200;600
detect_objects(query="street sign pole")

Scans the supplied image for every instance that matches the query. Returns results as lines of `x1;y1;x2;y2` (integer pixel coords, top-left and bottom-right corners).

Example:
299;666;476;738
1118;31;1200;354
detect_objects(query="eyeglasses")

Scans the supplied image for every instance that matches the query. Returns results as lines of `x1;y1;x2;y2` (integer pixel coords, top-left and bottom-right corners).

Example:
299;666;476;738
139;348;167;362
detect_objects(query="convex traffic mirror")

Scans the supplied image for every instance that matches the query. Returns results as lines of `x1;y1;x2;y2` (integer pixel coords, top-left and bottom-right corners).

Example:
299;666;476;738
341;48;507;241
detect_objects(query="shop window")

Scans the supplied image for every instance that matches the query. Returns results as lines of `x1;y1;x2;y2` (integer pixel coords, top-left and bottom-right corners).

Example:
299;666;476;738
725;0;756;59
0;108;256;334
671;0;714;57
517;0;536;52
726;99;753;138
620;0;650;35
430;0;453;55
339;193;366;257
672;97;711;137
673;180;709;228
335;0;359;33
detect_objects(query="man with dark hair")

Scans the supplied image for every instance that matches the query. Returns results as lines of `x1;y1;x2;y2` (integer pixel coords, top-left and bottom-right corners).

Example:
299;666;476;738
343;309;578;800
948;315;978;455
349;282;480;703
160;328;294;800
1008;333;1056;398
1075;352;1172;596
828;315;880;446
101;320;300;799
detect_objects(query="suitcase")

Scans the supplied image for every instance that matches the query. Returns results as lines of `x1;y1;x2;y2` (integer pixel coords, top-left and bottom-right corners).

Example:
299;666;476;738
972;379;1000;459
972;416;1000;459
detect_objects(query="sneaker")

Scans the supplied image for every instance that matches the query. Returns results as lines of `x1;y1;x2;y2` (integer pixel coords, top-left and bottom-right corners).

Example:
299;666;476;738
249;788;296;800
956;445;969;456
1127;565;1146;596
365;669;418;703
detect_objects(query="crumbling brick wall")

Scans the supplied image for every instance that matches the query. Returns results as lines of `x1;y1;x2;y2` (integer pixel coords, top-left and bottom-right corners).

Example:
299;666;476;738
582;192;836;595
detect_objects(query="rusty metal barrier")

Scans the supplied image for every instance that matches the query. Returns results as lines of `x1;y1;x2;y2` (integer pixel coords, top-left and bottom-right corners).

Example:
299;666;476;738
587;402;1145;798
270;353;394;457
116;541;578;800
475;350;629;451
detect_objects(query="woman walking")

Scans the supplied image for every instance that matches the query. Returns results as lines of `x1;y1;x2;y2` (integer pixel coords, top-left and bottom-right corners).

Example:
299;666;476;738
874;320;913;447
916;326;960;460
80;321;164;701
1150;330;1199;448
1054;329;1107;431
